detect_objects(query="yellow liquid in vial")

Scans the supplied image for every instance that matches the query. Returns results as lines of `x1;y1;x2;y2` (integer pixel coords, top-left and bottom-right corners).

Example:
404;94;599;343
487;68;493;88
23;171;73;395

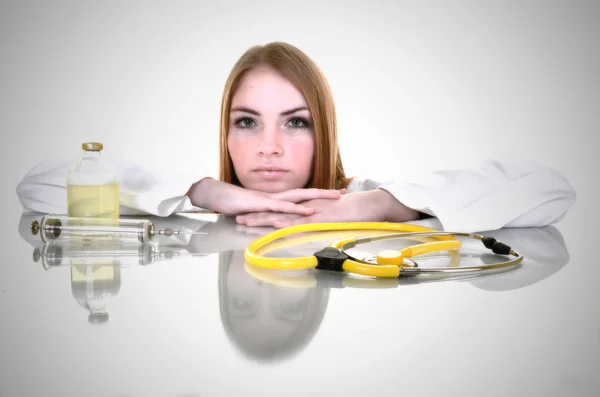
67;184;119;219
71;263;118;282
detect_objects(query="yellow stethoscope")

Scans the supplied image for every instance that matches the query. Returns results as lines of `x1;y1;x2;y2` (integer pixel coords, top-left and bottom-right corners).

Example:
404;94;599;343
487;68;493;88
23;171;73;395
244;222;523;278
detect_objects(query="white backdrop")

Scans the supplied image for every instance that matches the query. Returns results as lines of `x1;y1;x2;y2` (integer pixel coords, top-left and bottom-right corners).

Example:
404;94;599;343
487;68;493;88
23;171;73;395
1;0;597;224
0;3;599;397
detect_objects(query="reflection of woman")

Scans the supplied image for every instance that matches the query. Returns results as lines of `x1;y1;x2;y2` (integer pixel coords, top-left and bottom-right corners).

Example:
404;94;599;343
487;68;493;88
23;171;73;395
219;250;329;362
215;223;571;362
17;42;575;233
20;212;571;355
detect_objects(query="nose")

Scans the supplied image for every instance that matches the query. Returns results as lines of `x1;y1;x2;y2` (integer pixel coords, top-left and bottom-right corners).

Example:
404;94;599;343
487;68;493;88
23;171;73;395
257;125;283;157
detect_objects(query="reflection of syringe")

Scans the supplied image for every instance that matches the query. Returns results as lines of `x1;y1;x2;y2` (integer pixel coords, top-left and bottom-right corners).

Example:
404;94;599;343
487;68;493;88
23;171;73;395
30;214;207;243
33;241;199;269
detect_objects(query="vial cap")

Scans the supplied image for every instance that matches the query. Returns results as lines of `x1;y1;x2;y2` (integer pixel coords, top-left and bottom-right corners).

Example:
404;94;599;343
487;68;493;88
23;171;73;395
82;142;103;151
89;312;109;324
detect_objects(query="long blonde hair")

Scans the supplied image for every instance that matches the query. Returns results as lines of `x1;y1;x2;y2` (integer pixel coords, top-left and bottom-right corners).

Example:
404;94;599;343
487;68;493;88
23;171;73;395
219;42;349;190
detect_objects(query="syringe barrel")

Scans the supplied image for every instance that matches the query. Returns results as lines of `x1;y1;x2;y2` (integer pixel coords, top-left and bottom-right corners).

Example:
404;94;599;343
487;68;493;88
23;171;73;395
38;215;154;243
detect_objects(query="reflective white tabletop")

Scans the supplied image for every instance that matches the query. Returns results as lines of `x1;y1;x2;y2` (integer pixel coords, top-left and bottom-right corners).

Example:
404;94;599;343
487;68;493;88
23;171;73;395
1;205;598;397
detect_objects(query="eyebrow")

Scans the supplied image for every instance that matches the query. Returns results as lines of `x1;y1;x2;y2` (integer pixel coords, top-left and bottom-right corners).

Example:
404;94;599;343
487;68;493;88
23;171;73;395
230;106;309;116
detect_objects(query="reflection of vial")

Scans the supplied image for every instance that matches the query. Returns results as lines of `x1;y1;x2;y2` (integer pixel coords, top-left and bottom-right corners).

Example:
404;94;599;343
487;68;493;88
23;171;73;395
67;142;119;219
70;262;121;324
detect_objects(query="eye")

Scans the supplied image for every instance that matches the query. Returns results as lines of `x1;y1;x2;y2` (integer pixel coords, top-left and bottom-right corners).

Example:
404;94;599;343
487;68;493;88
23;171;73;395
275;301;306;323
231;297;256;315
287;117;311;129
234;117;257;129
280;301;303;313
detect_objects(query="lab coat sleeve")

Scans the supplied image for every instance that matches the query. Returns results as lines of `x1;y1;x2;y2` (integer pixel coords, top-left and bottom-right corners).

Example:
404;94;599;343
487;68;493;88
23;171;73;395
375;160;576;232
16;158;210;216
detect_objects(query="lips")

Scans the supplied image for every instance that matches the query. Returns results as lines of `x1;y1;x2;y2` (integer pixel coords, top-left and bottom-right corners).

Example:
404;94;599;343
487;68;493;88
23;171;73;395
253;166;287;172
253;166;288;180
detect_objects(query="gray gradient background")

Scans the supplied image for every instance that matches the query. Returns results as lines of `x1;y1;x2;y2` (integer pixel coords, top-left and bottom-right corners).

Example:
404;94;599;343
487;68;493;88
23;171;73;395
0;0;598;396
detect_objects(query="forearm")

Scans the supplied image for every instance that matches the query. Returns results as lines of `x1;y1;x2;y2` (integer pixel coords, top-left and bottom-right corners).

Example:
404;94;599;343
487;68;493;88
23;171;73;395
186;177;216;209
371;189;420;222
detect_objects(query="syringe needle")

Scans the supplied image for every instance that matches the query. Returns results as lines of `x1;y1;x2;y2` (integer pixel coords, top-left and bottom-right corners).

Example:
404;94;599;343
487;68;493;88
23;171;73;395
153;228;208;237
179;231;208;235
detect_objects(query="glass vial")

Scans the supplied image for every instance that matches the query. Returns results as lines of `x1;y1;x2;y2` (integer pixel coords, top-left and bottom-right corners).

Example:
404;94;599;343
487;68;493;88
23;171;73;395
67;142;119;219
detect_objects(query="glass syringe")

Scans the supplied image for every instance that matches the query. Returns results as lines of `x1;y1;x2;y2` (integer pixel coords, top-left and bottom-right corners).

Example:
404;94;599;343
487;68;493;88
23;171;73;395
30;214;207;243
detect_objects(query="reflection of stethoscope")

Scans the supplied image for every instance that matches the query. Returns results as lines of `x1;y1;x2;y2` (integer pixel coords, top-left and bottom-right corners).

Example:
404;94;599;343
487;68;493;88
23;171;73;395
244;222;523;278
244;252;511;289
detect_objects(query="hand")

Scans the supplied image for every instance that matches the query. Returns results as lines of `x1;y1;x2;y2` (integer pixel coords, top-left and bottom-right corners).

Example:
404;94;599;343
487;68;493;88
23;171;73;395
234;188;350;226
187;178;345;216
236;192;375;227
236;189;419;228
236;212;304;227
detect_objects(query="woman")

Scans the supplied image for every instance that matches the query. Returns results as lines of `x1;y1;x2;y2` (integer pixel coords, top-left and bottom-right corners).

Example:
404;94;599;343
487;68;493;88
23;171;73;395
186;42;421;229
17;42;576;232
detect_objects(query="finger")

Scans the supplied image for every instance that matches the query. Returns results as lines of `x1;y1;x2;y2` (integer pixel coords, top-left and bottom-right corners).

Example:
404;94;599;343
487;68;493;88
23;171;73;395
339;188;348;195
243;212;276;225
274;215;314;229
236;213;260;223
246;213;282;227
265;199;315;215
247;212;300;227
272;188;341;203
243;212;272;222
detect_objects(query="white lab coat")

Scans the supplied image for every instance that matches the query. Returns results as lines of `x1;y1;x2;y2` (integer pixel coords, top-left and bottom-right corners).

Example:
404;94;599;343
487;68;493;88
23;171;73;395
15;158;576;233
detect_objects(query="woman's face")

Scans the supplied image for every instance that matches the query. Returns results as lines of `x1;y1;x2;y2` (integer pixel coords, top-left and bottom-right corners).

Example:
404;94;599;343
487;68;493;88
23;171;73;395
227;66;315;193
224;252;313;356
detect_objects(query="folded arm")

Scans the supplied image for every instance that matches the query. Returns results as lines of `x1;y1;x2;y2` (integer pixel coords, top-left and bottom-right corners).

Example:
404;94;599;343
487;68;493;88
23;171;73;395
377;160;576;232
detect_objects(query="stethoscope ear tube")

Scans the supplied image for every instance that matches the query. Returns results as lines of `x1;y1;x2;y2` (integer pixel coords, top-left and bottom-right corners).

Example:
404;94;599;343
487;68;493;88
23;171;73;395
338;231;523;276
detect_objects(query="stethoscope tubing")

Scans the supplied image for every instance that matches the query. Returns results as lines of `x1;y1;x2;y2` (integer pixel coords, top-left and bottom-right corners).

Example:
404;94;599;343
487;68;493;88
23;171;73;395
245;222;523;278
